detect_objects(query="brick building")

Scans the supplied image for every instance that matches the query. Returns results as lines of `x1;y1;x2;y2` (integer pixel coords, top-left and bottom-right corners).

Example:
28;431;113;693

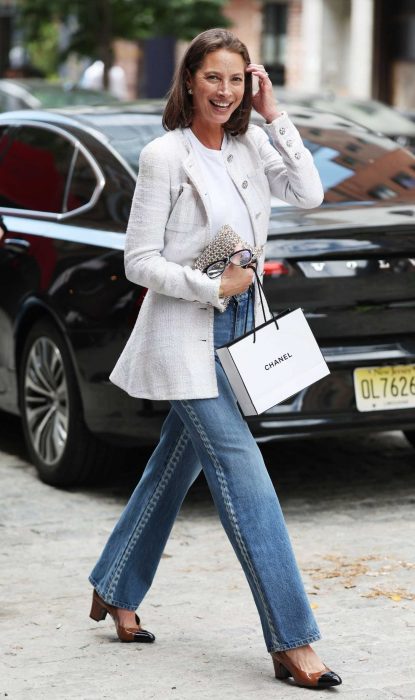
224;0;415;108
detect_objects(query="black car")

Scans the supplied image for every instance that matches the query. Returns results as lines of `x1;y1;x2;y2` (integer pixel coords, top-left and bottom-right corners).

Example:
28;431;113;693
1;104;415;487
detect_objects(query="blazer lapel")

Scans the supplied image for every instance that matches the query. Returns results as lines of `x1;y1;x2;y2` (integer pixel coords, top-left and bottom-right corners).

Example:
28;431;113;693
180;131;213;237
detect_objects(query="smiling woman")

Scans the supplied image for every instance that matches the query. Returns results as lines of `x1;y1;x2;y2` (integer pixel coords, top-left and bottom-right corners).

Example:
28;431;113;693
87;27;340;691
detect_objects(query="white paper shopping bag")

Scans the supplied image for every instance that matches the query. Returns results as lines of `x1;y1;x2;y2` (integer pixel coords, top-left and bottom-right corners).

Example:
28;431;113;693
216;308;330;416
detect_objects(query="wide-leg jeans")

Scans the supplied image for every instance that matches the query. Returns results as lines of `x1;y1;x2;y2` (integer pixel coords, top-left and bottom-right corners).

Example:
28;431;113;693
89;291;321;652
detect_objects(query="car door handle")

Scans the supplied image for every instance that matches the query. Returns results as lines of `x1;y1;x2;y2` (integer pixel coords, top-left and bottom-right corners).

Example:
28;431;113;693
4;237;31;252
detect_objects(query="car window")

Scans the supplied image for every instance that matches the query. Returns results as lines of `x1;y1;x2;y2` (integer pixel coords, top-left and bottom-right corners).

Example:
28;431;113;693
65;149;98;212
0;125;74;213
0;126;17;205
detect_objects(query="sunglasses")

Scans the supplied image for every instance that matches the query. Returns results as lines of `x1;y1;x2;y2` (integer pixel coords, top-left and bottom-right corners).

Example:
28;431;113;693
204;249;256;279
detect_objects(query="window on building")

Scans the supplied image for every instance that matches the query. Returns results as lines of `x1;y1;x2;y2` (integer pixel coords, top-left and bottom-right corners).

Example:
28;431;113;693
392;171;415;189
368;185;397;200
262;1;288;85
340;156;357;166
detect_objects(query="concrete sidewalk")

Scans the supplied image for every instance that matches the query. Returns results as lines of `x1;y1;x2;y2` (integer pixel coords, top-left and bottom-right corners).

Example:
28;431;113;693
1;420;415;699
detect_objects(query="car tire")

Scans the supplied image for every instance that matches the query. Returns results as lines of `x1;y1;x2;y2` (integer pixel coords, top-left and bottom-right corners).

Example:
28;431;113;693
19;318;115;487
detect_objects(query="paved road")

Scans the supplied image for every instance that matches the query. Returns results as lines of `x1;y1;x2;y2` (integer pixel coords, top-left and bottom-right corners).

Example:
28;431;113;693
1;409;415;699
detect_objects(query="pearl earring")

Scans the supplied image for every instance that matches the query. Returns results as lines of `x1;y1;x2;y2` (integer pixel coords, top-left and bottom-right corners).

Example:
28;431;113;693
188;88;193;95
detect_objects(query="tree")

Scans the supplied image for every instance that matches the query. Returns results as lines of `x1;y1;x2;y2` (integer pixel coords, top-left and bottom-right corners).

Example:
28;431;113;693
18;0;230;86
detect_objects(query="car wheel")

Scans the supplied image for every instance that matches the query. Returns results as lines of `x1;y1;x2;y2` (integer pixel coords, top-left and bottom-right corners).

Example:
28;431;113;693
19;319;113;487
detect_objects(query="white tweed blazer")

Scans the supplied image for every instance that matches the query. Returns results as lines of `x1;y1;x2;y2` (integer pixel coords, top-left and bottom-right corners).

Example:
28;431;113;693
109;112;324;400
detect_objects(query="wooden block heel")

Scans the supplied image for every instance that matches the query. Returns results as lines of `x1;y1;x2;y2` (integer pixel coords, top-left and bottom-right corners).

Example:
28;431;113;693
272;657;290;680
89;592;108;621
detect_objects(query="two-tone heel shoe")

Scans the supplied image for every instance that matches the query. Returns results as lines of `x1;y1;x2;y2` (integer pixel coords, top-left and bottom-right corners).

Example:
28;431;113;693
89;589;155;643
271;651;342;689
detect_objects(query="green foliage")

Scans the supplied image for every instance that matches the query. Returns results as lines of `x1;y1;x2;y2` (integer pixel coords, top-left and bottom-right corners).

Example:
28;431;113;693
18;0;230;60
26;21;61;78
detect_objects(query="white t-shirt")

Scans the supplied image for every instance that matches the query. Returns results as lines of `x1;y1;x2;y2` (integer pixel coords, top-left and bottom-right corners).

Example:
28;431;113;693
184;128;255;247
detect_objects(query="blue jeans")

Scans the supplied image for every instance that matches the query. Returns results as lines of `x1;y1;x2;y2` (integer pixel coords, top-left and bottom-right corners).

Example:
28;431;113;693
89;291;321;652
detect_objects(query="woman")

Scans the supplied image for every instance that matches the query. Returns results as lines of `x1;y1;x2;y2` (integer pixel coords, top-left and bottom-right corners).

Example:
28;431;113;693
89;28;342;690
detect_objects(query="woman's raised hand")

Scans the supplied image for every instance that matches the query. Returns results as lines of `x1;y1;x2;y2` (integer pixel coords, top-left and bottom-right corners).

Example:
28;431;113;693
246;63;281;124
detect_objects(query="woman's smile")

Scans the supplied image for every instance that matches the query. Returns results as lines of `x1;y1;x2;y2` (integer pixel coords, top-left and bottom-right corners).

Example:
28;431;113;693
209;99;234;112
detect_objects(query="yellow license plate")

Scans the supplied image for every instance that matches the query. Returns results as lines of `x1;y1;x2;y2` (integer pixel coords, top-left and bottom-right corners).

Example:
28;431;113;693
353;364;415;412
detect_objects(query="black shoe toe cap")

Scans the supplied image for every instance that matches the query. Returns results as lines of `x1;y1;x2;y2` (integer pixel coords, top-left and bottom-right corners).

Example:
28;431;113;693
133;629;156;643
318;671;342;687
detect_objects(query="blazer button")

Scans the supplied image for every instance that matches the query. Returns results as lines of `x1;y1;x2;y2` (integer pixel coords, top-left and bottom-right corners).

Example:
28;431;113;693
227;154;233;162
286;139;293;147
279;127;286;135
294;152;302;160
242;180;248;189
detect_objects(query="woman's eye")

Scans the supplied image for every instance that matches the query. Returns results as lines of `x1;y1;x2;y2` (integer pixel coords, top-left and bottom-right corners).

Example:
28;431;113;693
206;75;219;81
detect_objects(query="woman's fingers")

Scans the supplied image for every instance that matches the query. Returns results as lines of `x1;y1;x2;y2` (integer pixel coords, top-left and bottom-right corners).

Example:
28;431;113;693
220;264;254;297
246;64;270;80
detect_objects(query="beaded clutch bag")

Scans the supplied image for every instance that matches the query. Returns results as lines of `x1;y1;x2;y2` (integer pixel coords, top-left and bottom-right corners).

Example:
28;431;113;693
193;224;262;309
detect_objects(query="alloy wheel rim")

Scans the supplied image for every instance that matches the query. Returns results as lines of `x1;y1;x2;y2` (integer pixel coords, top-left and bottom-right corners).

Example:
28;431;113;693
24;337;69;465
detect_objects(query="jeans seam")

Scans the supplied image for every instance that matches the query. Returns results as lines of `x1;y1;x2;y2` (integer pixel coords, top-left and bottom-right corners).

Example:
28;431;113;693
103;425;191;603
180;399;280;649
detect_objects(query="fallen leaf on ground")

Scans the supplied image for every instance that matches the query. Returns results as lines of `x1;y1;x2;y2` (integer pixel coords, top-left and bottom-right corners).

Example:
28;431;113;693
362;587;415;601
303;554;415;592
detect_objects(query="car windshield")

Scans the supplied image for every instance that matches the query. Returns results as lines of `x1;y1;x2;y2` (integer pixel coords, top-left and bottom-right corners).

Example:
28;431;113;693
91;111;415;205
84;112;165;170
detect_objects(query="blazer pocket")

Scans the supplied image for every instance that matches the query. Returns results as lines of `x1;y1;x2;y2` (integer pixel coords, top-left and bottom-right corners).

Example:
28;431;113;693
167;182;207;232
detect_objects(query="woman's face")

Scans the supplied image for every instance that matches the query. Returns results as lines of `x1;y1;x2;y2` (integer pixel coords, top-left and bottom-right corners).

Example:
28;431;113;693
187;49;246;128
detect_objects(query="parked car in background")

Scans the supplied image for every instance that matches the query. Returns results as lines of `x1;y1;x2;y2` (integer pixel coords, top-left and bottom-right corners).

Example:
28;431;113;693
1;103;415;487
399;109;415;125
275;90;415;151
0;78;120;111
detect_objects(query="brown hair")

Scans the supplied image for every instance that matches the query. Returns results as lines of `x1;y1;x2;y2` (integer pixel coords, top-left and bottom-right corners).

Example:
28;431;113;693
162;28;252;136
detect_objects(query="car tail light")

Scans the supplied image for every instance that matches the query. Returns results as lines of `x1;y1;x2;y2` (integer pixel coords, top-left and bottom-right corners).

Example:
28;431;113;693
263;260;290;276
